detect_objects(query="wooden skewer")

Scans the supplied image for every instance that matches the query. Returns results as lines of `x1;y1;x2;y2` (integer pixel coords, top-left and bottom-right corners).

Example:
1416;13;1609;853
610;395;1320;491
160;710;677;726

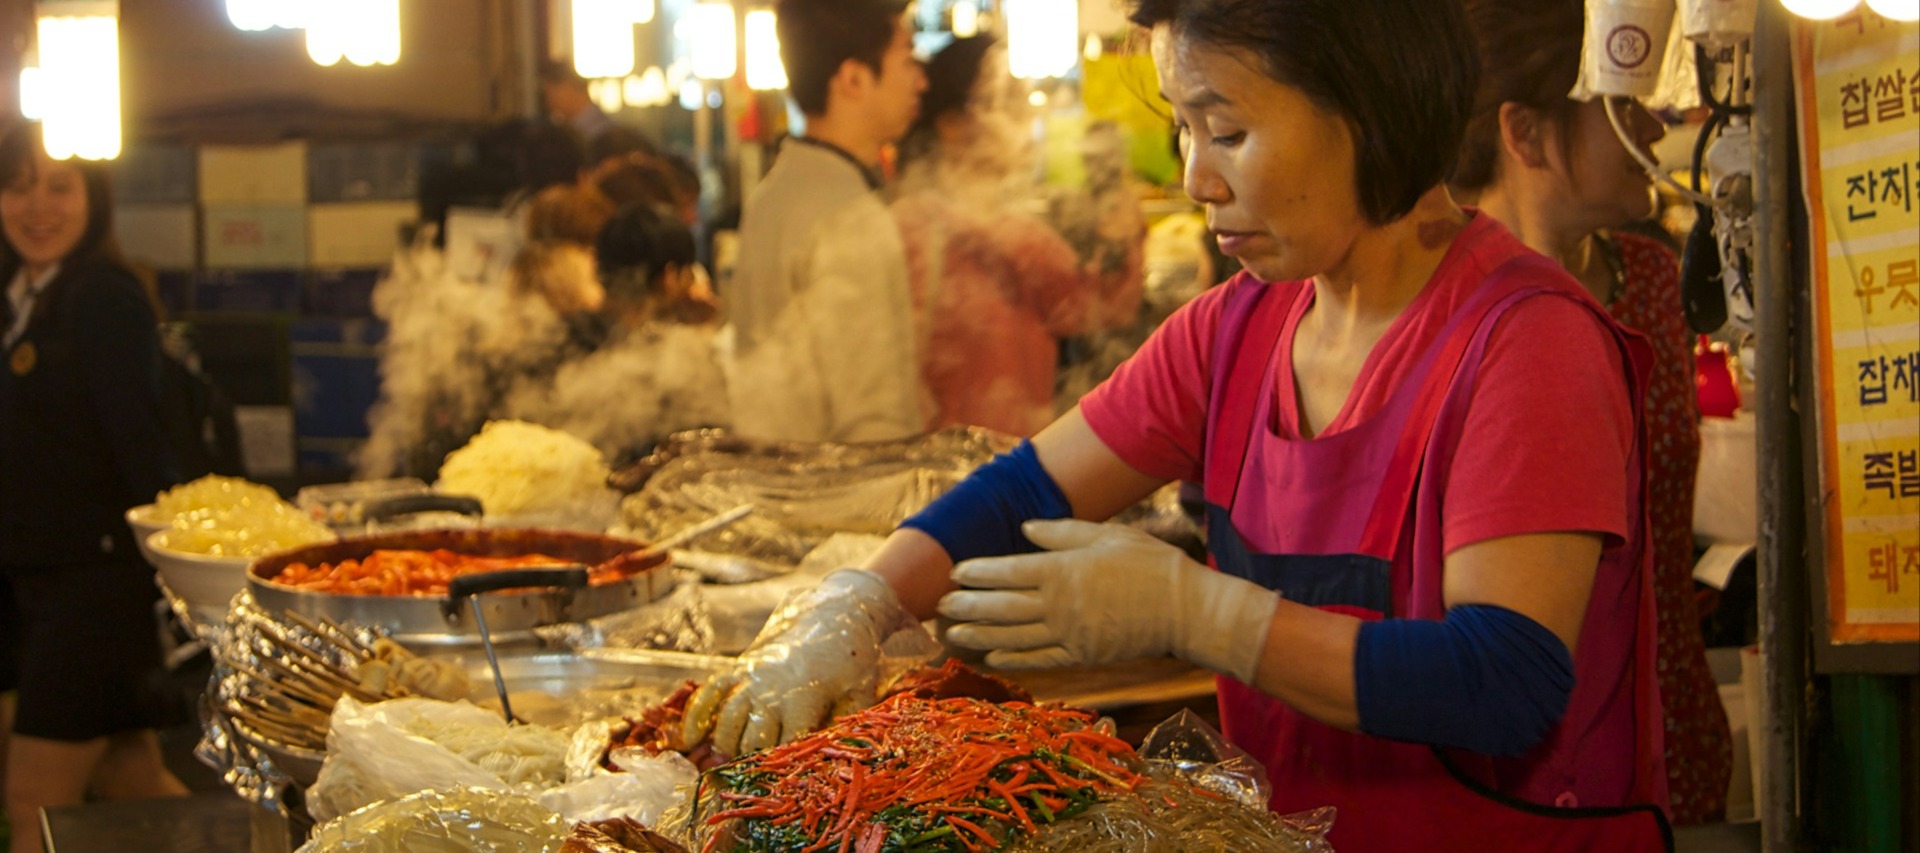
231;660;332;707
258;654;382;706
282;610;380;661
253;637;391;706
251;633;367;691
250;693;330;724
227;708;325;750
232;694;330;731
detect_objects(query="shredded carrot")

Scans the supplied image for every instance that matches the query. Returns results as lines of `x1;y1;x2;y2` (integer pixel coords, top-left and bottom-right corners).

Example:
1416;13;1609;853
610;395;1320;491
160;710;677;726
702;693;1145;851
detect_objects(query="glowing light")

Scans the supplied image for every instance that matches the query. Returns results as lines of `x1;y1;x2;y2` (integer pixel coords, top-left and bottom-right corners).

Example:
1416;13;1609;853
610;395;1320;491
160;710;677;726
1083;33;1103;62
573;0;645;79
225;0;306;31
307;0;401;67
1005;0;1077;79
18;67;43;120
951;1;979;37
588;77;624;113
631;65;670;106
1864;0;1917;20
35;1;122;160
688;2;737;81
744;9;786;90
679;79;704;110
1778;0;1860;18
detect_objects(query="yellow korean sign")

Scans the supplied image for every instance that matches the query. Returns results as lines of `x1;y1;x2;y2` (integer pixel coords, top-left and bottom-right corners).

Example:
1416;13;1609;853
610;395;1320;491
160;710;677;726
1796;10;1920;644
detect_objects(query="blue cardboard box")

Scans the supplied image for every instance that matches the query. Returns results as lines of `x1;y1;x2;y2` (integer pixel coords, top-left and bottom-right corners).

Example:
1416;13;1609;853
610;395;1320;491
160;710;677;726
194;270;303;314
303;269;383;318
308;142;422;203
291;319;386;440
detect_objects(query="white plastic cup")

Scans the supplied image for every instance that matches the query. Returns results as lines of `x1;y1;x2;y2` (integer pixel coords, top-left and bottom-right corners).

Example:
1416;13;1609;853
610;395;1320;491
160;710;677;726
1679;0;1760;48
1582;0;1678;99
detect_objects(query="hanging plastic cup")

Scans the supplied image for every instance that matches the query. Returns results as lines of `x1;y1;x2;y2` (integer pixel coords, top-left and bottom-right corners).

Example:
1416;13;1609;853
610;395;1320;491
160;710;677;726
1578;0;1679;99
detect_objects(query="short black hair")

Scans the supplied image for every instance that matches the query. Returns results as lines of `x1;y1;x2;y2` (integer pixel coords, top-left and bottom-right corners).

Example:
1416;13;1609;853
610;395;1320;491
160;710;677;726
596;202;697;299
902;35;995;155
1130;0;1480;224
776;0;908;116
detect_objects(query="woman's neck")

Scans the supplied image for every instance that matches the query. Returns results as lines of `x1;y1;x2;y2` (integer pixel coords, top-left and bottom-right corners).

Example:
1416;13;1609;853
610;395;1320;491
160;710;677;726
1475;182;1614;302
1474;181;1590;270
1312;186;1470;325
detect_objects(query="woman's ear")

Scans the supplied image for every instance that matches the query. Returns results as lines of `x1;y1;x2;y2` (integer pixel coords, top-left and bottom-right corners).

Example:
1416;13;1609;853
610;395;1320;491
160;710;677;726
1497;102;1550;171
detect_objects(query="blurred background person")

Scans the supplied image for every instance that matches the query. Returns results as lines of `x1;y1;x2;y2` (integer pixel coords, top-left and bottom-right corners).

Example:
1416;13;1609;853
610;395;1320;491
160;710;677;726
496;202;731;465
539;58;615;148
1451;0;1733;825
0;122;188;853
725;0;928;443
894;36;1143;437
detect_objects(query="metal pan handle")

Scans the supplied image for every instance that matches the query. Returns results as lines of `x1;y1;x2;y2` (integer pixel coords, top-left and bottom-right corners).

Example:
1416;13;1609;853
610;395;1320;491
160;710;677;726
447;565;589;600
362;493;486;524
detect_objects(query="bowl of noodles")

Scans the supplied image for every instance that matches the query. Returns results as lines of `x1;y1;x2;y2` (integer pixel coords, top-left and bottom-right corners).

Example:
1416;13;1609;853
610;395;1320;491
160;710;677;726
138;475;337;618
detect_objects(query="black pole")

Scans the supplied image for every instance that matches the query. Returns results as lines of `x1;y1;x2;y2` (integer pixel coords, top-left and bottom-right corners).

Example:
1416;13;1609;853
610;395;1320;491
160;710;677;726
1749;3;1809;850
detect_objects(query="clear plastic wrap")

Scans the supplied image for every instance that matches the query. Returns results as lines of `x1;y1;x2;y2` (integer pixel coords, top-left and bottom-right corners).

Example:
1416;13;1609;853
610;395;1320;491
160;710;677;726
306;697;570;822
1001;710;1334;852
537;574;720;655
612;427;1012;565
295;787;571;853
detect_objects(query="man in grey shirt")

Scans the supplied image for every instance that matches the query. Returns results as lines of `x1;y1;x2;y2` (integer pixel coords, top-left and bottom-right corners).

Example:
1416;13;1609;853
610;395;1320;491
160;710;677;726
726;0;928;442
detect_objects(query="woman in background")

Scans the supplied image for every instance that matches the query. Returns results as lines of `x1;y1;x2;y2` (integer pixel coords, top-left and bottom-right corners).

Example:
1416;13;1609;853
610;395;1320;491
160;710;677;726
893;36;1144;436
1452;0;1733;824
0;123;187;853
495;203;731;465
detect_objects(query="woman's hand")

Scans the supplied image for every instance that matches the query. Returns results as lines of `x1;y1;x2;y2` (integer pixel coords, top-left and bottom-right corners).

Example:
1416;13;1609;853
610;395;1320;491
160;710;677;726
938;519;1279;682
681;570;917;756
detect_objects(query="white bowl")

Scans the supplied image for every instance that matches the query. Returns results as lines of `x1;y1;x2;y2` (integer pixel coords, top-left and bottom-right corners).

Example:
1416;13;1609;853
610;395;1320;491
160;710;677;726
126;504;170;563
144;530;253;613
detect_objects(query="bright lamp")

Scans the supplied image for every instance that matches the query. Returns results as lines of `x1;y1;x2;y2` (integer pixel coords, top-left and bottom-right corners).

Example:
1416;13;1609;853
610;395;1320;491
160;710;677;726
307;0;401;67
35;0;121;160
573;0;650;79
1778;0;1861;18
688;3;737;81
1005;0;1077;79
744;10;786;90
1864;0;1917;20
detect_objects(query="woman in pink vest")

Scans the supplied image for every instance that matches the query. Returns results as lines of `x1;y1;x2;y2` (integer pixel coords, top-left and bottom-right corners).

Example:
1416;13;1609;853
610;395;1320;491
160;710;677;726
682;0;1672;848
1451;0;1732;825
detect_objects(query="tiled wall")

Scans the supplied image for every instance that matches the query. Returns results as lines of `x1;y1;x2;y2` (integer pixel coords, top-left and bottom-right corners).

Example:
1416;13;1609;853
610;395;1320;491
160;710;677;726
112;139;430;478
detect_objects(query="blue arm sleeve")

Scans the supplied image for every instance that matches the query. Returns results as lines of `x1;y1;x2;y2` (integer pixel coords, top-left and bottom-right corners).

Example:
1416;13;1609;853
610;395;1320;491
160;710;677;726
1354;604;1576;757
899;440;1073;564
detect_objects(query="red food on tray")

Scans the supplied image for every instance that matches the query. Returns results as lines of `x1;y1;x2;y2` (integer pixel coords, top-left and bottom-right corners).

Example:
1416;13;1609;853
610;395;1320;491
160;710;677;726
269;548;639;596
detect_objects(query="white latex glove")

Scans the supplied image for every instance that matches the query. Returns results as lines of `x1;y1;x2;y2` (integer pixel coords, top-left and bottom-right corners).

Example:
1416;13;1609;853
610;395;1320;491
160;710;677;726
938;519;1279;682
681;570;914;756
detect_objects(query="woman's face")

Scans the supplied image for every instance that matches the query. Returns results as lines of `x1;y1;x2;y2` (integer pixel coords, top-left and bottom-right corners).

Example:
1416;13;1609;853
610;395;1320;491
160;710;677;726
1552;97;1666;230
1;155;90;274
1152;25;1369;283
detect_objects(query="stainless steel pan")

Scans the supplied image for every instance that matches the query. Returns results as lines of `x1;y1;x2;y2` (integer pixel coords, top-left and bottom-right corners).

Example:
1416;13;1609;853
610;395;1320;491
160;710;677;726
247;528;674;647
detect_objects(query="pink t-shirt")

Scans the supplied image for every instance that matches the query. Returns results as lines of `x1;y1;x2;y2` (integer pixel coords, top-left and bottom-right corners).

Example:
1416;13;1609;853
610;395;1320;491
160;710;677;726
1081;214;1634;553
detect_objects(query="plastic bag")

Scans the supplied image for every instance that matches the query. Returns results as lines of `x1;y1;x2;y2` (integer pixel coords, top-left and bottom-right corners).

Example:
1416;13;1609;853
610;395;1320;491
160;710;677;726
297;787;570;853
306;697;569;822
1000;710;1336;853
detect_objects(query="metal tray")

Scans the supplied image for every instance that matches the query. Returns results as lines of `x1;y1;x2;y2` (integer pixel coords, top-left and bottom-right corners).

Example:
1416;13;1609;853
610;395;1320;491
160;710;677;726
246;528;674;647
